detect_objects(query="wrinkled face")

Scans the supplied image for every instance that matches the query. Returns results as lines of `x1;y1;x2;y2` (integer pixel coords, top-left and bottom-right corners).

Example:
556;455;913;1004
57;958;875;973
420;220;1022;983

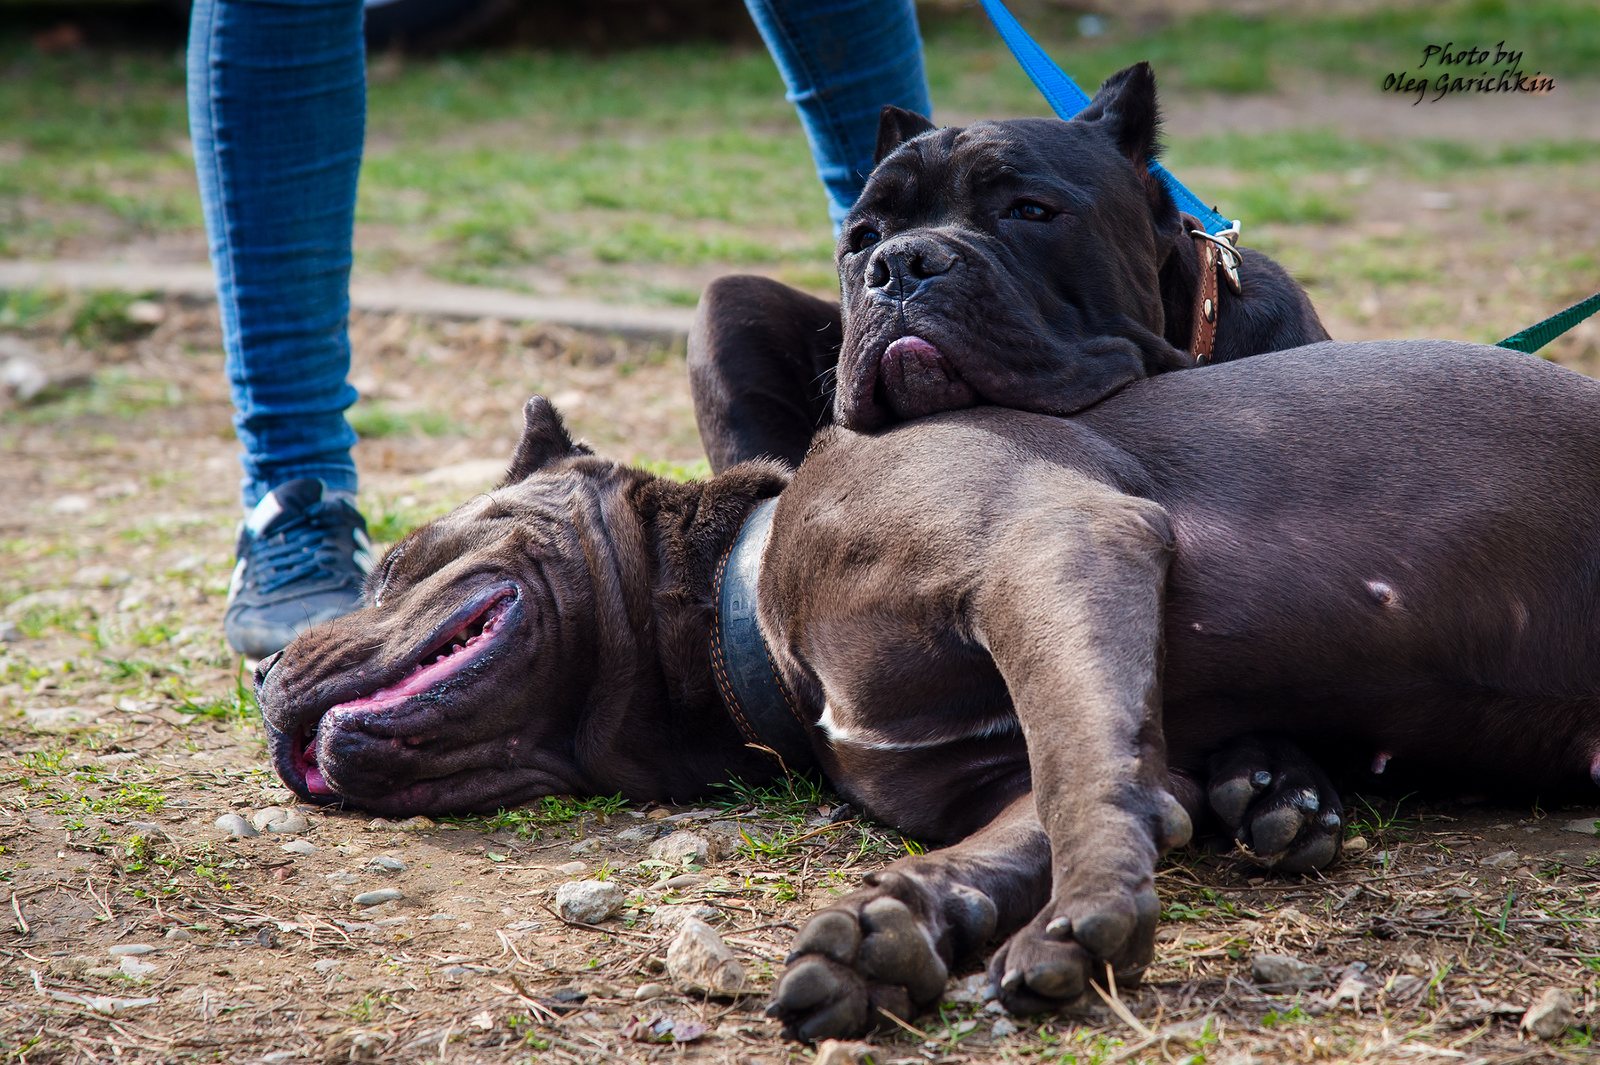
833;116;1170;430
256;470;607;816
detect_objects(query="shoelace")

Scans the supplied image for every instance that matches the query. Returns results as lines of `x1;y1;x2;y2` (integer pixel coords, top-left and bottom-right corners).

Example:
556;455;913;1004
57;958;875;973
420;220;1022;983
248;501;360;595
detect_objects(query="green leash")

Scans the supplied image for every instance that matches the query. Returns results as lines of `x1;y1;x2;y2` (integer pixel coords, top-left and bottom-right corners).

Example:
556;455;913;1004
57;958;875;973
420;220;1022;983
1497;291;1600;354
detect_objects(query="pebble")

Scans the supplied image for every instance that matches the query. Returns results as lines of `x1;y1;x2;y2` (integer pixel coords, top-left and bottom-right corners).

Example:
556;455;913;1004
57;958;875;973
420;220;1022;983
649;830;717;866
666;917;745;996
1481;850;1519;867
982;999;1008;1015
556;880;625;924
164;928;193;942
1342;835;1369;853
657;873;707;892
814;1040;877;1065
214;813;258;838
324;872;361;885
119;956;158;979
1561;818;1599;835
569;837;600;855
353;888;404;906
651;903;719;930
367;855;407;873
1252;953;1325;990
250;807;309;834
108;944;156;957
505;920;542;932
554;860;588;876
992;1018;1019;1038
634;982;667;1001
281;840;317;856
312;959;341;973
615;826;654;843
1521;988;1575;1039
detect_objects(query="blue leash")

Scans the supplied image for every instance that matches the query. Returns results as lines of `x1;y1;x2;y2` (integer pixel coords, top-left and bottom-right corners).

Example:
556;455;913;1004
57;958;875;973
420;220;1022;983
977;0;1238;238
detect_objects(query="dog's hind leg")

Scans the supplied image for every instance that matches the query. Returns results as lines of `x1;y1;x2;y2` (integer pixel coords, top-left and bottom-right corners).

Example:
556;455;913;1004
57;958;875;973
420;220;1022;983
688;275;843;473
766;793;1051;1043
1204;734;1344;872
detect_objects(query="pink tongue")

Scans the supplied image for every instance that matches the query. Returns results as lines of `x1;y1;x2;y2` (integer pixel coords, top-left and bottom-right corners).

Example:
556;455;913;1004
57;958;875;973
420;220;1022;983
305;766;334;795
884;335;941;362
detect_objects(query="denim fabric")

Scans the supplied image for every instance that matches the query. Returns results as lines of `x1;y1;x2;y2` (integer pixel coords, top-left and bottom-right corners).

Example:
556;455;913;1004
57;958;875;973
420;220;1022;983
188;0;366;509
189;0;928;510
744;0;932;231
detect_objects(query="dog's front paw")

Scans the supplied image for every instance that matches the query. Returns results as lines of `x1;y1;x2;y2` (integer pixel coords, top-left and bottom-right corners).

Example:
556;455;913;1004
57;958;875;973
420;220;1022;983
985;883;1160;1016
1206;735;1343;872
767;872;996;1042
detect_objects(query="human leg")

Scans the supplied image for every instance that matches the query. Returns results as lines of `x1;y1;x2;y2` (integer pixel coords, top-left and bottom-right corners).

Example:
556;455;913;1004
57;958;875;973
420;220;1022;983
188;0;372;655
743;0;932;230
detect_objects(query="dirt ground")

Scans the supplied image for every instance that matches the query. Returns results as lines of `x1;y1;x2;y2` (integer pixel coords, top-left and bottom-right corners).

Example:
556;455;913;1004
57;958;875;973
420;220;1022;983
5;140;1600;1060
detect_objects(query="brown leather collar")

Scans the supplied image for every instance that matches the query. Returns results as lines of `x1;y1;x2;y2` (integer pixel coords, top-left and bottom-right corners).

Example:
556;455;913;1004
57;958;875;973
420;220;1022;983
1181;212;1242;365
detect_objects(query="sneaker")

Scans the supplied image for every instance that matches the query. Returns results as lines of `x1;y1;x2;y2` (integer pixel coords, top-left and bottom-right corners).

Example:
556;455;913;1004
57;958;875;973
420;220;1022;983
224;479;375;658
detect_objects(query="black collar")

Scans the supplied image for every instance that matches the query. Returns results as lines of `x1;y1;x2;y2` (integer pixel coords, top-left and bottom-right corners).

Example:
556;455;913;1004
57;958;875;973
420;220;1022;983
709;497;817;772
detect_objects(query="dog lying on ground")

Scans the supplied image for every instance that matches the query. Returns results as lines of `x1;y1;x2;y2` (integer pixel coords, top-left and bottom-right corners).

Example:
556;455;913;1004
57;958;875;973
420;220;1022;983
688;62;1327;473
258;339;1600;1041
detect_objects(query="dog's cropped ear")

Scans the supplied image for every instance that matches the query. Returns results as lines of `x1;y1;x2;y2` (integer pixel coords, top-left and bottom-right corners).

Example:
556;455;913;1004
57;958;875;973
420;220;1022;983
503;396;591;485
874;105;937;164
1077;61;1162;171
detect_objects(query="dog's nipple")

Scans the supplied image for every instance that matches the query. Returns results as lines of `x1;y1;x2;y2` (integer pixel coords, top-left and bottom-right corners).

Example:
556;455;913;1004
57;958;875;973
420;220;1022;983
1366;580;1399;608
1372;751;1391;775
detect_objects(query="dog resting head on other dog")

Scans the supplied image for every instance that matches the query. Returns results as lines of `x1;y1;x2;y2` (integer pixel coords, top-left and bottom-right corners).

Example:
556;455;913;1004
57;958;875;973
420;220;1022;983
832;61;1326;431
254;397;790;816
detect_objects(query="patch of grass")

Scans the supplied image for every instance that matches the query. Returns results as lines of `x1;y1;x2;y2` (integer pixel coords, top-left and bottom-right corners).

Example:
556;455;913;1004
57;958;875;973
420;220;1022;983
345;402;461;439
70;289;160;345
446;793;629;839
4;370;182;427
1220;179;1351;226
715;770;836;824
0;287;69;328
634;456;710;482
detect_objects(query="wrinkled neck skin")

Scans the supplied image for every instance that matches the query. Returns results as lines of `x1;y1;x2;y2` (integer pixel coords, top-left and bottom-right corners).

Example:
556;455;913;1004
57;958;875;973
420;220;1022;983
257;458;790;817
574;466;793;800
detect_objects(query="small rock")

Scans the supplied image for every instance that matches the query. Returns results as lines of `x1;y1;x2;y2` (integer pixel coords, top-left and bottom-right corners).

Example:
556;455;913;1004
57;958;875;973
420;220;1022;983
556;880;625;924
1521;988;1574;1040
616;826;654;843
1482;850;1519;867
398;816;434;831
367;855;406;873
256;927;280;948
815;1040;877;1065
1343;835;1369;853
657;873;707;893
251;807;308;834
1561;818;1600;835
554;860;588;876
0;620;19;642
1398;953;1428;972
569;837;600;855
281;840;317;856
666;917;745;997
505;920;542;932
164;928;193;942
118;956;158;979
353;888;404;906
214;813;258;838
51;495;91;515
312;959;341;973
992;1018;1020;1038
983;999;1009;1015
366;818;401;831
941;972;988;1005
650;903;719;930
324;871;361;885
125;299;166;325
646;808;671;820
108;944;156;957
649;830;717;866
2;352;48;401
1252;953;1325;990
634;982;667;1001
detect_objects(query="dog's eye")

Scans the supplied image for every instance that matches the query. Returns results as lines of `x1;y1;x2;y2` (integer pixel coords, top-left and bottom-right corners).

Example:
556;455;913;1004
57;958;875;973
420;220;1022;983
854;228;882;252
1006;203;1052;222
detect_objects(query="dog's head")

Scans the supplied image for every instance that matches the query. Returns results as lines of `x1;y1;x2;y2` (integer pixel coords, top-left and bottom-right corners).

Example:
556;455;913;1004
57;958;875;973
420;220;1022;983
255;398;787;815
835;61;1189;430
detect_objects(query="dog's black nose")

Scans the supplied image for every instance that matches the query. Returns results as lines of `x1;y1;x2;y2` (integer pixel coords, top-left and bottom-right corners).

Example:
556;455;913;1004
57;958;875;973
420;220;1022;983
254;650;283;691
868;239;956;293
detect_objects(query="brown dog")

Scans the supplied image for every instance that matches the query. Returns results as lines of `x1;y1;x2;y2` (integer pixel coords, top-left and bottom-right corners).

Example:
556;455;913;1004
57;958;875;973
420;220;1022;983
259;339;1600;1041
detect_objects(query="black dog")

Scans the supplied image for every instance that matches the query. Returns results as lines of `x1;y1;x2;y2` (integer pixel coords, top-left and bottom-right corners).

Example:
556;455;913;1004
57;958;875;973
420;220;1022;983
688;62;1327;473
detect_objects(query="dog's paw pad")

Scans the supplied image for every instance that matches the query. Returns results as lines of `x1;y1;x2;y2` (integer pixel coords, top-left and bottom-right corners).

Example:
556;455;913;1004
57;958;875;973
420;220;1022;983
1206;735;1344;871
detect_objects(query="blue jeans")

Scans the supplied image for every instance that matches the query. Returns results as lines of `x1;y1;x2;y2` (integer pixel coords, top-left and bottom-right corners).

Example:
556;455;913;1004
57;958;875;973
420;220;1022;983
187;0;929;509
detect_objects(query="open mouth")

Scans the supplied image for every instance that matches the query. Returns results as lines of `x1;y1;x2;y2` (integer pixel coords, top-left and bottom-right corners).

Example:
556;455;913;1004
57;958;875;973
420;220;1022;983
292;585;518;796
